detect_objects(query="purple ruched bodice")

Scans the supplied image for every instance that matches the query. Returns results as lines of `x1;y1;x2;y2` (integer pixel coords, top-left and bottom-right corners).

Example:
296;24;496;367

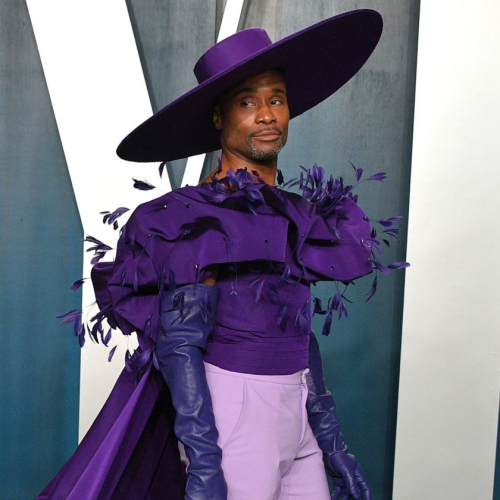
205;263;312;375
91;181;373;375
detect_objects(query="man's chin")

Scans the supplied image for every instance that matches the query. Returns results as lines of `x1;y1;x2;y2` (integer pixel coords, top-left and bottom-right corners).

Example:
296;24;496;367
250;150;280;162
248;142;285;162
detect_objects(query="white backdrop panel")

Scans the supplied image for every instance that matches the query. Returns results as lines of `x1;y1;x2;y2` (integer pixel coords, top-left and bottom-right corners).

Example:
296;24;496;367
27;0;245;439
27;0;162;438
393;0;500;498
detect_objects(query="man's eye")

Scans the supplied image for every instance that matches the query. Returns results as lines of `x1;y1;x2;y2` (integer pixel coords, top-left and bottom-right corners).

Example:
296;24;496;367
271;99;282;105
241;101;253;107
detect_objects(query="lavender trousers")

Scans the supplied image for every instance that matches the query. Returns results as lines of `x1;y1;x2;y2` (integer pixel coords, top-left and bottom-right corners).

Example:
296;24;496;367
203;362;331;500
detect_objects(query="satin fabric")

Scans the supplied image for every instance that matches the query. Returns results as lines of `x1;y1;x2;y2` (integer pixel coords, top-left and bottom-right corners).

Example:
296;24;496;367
37;366;186;500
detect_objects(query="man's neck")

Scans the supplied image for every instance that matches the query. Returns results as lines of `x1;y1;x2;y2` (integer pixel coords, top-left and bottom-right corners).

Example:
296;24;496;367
218;151;278;186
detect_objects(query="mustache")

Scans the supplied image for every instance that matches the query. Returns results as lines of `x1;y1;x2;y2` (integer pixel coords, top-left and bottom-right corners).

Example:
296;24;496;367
249;126;283;137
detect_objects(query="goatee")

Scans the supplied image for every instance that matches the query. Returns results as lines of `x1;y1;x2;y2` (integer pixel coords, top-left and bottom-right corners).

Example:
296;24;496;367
247;133;286;162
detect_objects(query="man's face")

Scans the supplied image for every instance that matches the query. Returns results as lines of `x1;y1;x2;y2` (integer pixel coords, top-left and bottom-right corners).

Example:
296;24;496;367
213;70;289;164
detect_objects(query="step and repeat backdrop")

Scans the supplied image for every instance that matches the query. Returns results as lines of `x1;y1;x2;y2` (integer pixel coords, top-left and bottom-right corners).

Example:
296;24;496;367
1;1;499;499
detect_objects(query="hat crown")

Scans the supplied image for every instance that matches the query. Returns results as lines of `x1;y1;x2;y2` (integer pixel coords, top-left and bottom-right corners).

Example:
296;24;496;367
194;28;273;84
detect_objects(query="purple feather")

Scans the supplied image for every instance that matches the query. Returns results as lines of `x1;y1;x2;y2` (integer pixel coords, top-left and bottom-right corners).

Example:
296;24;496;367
57;309;81;324
102;328;112;346
378;219;393;228
326;221;341;240
73;314;82;337
144;315;152;339
348;161;363;182
312;297;326;316
84;235;112;252
296;301;311;336
365;276;378;301
254;279;265;303
159;161;167;178
383;228;401;242
251;170;265;184
245;187;265;204
133;270;139;292
133;178;156;191
135;347;153;368
172;291;185;318
153;351;160;371
70;278;86;291
374;260;390;275
201;167;266;213
78;328;85;347
102;207;129;226
90;251;106;265
168;269;176;291
367;237;383;256
367;172;387;181
125;349;133;372
288;165;353;224
388;261;410;270
108;345;117;362
85;235;112;264
277;169;284;185
89;322;100;343
321;310;333;336
277;304;288;331
279;264;291;282
333;293;349;319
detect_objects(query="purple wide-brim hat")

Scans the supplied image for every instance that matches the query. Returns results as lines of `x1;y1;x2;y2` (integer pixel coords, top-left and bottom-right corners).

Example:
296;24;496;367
117;9;383;163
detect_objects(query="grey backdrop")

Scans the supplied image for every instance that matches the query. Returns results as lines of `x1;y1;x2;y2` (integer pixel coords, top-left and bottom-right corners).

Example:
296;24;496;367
0;2;82;499
0;1;419;498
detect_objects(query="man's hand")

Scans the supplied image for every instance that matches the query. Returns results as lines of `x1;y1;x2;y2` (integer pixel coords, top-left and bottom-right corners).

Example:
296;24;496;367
327;452;371;500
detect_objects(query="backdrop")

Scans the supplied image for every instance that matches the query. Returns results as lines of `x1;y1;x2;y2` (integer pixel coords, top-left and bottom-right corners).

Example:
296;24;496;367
3;1;498;499
3;1;415;498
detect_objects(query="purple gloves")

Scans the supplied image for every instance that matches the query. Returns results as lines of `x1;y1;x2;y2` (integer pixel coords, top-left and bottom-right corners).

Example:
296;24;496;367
306;332;371;500
155;284;227;500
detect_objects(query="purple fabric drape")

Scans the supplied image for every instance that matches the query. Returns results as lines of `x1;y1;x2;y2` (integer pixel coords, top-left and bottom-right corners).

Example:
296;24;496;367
37;180;373;499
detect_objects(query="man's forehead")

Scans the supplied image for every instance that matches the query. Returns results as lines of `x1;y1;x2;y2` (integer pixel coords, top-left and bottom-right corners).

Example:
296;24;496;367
216;69;286;106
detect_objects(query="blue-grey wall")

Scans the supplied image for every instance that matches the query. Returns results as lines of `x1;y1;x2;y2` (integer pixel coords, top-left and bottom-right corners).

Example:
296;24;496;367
0;2;82;498
1;1;419;498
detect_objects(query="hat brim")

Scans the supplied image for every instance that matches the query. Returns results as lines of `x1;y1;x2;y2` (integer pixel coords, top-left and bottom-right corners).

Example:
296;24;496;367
117;9;383;163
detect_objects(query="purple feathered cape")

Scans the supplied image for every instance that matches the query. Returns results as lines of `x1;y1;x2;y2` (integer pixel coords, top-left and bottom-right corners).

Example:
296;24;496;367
37;172;375;499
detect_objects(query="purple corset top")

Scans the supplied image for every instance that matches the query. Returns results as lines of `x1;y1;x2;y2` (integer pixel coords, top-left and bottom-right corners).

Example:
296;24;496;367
204;264;311;375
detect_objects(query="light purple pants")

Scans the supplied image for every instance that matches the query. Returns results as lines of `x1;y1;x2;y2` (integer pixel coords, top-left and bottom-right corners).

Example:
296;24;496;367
204;362;331;500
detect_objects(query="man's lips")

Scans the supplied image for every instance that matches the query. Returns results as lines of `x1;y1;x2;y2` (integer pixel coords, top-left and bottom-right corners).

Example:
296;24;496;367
251;128;282;140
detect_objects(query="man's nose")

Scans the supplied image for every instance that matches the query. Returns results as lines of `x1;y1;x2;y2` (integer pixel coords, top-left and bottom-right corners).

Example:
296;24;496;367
255;104;276;123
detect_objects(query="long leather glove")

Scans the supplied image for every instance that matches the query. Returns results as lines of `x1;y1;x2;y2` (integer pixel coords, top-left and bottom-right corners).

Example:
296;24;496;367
306;332;371;500
155;283;227;500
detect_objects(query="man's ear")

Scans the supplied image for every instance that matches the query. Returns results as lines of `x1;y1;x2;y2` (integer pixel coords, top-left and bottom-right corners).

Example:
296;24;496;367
213;105;222;130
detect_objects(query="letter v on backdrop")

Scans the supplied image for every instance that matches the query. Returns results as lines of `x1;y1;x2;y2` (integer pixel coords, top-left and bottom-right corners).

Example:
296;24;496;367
26;0;244;439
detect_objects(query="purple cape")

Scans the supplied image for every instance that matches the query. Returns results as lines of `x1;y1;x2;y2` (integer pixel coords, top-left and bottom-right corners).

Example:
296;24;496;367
37;180;372;499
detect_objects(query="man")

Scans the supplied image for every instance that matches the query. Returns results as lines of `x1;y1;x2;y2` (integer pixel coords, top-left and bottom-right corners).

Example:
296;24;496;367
38;9;385;500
